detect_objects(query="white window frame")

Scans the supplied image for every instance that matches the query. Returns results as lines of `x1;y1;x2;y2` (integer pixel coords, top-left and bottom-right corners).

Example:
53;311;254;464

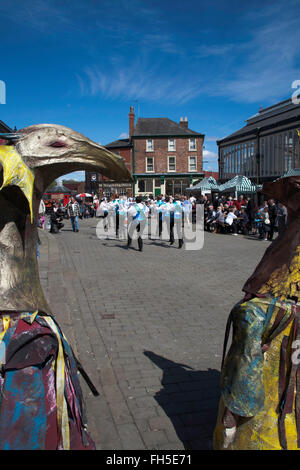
189;156;197;172
189;138;196;151
146;139;154;152
168;138;176;151
168;155;176;172
146;156;154;172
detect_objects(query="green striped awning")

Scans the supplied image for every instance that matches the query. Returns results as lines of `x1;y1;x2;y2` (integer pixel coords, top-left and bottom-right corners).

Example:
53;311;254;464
219;175;257;193
186;176;219;192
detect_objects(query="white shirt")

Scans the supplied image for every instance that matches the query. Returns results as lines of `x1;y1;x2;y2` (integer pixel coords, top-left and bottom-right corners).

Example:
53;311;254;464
225;212;237;226
96;201;110;216
128;203;149;219
39;199;45;215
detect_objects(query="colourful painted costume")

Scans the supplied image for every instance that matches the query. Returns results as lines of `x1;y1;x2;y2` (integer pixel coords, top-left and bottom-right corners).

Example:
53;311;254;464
0;312;95;450
0;127;132;449
214;175;300;450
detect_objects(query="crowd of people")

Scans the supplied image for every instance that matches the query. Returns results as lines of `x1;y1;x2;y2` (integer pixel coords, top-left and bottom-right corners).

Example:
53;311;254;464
39;192;288;247
96;193;193;251
202;193;287;240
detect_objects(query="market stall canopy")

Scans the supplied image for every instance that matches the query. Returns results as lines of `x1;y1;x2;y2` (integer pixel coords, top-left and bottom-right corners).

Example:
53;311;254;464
76;192;92;198
186;176;219;192
219;175;257;194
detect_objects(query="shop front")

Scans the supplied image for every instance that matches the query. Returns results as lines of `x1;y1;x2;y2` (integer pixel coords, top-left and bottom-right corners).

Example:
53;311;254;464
134;174;203;197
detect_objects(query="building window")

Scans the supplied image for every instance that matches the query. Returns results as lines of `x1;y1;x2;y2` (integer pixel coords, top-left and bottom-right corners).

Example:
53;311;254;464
189;138;196;151
168;139;176;151
145;179;153;193
138;180;145;192
189;156;197;171
146;139;154;152
146;157;154;172
168;156;176;172
138;179;153;193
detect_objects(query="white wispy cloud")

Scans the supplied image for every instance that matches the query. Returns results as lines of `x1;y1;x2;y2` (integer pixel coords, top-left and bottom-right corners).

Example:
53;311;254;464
203;149;218;161
63;171;85;181
73;1;300;107
203;149;218;171
205;11;300;103
77;61;202;104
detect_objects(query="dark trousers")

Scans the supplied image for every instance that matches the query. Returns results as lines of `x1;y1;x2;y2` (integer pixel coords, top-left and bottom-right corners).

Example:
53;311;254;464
170;217;183;247
128;220;146;251
99;211;109;230
269;221;275;240
231;220;238;234
115;212;119;236
158;213;162;237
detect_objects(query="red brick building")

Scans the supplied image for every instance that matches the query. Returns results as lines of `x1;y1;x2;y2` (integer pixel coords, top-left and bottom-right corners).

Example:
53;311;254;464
85;107;205;197
132;115;205;196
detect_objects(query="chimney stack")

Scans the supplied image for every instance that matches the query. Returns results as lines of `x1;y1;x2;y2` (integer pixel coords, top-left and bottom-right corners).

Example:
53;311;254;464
179;116;188;128
129;106;135;140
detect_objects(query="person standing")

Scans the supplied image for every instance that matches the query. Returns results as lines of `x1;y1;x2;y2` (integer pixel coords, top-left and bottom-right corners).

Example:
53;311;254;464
268;199;277;241
38;199;46;230
127;196;148;251
170;195;184;248
277;203;287;236
67;196;80;232
245;196;255;233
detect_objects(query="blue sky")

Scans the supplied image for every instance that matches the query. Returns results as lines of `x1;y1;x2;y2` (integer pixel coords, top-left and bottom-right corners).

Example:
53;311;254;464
1;0;300;179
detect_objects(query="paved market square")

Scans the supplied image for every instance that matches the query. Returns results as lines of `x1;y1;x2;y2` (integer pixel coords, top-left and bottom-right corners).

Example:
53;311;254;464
38;217;268;450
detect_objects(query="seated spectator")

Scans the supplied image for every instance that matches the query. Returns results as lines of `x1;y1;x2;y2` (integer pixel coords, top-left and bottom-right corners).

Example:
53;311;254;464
225;207;238;235
232;205;240;217
223;203;230;218
238;208;249;235
215;206;225;232
205;205;217;232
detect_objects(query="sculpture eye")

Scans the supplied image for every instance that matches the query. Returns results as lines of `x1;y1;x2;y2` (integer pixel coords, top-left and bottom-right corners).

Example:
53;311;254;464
49;141;67;148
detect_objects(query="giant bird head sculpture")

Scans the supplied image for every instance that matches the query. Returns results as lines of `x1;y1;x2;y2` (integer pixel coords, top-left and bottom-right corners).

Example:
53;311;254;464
0;124;132;314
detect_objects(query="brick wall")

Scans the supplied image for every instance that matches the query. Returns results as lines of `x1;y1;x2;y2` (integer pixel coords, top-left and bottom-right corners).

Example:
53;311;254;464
116;147;132;173
134;136;203;174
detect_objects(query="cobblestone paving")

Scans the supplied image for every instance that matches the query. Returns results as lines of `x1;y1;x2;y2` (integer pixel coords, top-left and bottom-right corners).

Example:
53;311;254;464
38;217;268;450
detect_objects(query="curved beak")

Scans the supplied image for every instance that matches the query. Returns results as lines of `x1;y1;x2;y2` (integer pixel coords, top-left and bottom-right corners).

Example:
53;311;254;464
15;124;133;191
34;141;133;190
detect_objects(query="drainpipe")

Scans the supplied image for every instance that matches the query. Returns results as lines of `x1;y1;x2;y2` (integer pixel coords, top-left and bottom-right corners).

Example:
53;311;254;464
132;138;135;197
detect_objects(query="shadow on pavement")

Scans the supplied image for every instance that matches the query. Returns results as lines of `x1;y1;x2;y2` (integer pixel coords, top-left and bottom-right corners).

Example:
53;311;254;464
144;351;220;450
